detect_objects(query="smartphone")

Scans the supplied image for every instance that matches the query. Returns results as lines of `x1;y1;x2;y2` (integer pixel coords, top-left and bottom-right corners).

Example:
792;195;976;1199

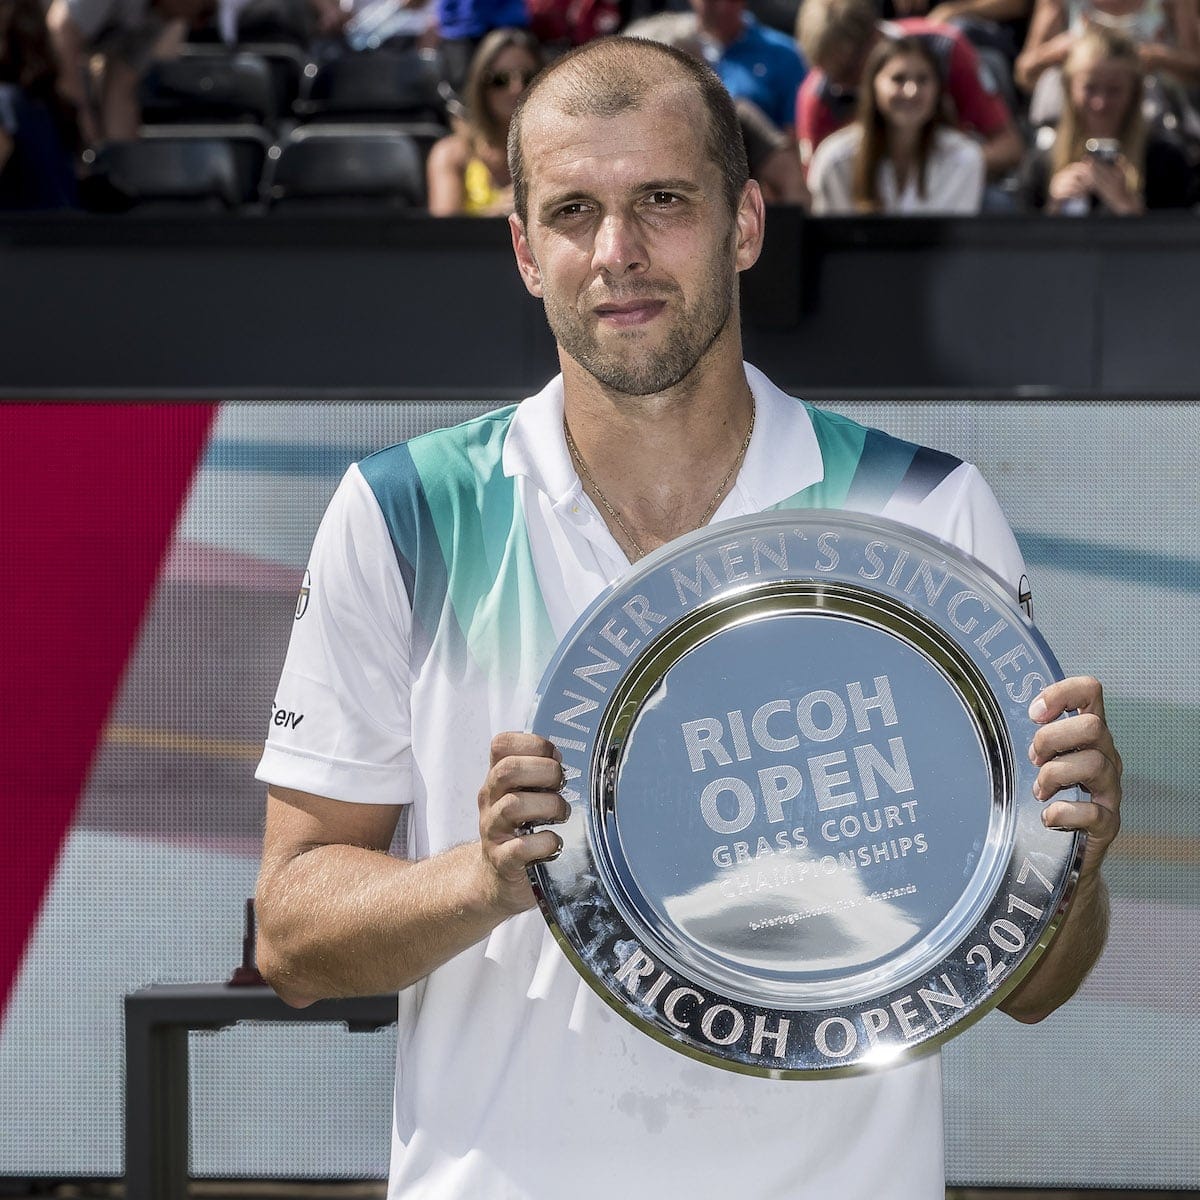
1085;138;1121;164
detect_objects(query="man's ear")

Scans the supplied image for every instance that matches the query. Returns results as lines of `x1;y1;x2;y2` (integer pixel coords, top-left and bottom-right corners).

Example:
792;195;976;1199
734;179;766;274
510;214;544;298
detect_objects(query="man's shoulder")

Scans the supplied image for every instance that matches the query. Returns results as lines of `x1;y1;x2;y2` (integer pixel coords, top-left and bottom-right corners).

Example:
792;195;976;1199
357;404;519;506
804;401;968;500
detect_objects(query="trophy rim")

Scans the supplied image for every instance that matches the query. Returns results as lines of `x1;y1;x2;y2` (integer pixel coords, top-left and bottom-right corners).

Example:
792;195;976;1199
528;510;1084;1078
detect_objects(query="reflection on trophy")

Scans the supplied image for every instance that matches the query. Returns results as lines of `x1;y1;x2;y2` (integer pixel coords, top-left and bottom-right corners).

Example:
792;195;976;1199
529;512;1082;1077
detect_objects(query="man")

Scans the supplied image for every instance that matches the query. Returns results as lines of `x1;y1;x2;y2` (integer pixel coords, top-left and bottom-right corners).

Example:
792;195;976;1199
795;0;1025;177
254;36;1121;1199
689;0;808;134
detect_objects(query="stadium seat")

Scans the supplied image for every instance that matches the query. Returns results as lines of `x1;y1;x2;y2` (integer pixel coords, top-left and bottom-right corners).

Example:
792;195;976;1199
237;43;307;121
89;132;268;211
140;52;277;127
264;125;426;210
295;48;446;124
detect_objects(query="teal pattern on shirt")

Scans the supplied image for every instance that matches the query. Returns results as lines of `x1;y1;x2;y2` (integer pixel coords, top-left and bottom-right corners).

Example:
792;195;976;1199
359;406;556;695
358;398;960;686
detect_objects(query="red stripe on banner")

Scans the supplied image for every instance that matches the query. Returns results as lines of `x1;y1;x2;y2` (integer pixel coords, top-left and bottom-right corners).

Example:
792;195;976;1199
0;403;217;1021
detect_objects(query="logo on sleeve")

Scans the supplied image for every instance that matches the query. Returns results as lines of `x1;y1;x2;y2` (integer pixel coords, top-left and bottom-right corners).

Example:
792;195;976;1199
271;701;304;730
295;569;311;620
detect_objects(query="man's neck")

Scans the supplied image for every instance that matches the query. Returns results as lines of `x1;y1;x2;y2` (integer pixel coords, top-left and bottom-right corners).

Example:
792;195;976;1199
560;334;755;559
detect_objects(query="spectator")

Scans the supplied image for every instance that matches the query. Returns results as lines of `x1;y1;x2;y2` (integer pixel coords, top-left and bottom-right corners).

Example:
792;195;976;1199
737;95;812;201
45;0;214;145
426;27;541;214
796;0;1024;177
624;11;811;203
0;0;78;208
1023;24;1194;210
527;0;621;51
809;33;985;210
1015;0;1200;133
883;0;1033;67
688;0;808;134
436;0;530;94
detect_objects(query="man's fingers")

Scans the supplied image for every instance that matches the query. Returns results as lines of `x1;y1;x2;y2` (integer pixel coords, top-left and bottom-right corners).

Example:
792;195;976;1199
1032;748;1117;803
490;731;560;767
1028;675;1106;724
483;753;564;806
482;788;570;836
491;830;564;877
1041;796;1120;845
1029;711;1115;765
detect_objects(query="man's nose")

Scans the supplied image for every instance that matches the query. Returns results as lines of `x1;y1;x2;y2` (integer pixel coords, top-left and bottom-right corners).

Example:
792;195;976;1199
593;212;648;277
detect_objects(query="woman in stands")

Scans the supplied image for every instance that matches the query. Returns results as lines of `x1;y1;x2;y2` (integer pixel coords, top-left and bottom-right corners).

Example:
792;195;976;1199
0;0;77;208
808;35;985;213
1023;24;1193;211
1014;0;1200;130
426;27;541;216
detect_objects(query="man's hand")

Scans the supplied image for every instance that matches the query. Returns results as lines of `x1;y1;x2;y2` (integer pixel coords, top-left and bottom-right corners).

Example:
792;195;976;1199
1028;675;1123;879
478;732;569;916
998;675;1121;1021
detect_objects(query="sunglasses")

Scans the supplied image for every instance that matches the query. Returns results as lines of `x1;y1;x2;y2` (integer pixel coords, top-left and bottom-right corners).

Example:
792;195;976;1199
486;68;537;90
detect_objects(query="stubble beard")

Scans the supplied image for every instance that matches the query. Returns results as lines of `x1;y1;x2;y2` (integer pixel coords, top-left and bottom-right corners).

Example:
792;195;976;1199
542;251;737;398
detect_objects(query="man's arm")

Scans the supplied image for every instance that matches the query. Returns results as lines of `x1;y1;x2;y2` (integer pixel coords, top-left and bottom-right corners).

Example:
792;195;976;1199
255;733;568;1007
1000;675;1122;1022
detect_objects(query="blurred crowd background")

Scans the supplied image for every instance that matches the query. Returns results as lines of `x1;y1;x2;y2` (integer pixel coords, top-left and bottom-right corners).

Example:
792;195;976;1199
0;0;1196;216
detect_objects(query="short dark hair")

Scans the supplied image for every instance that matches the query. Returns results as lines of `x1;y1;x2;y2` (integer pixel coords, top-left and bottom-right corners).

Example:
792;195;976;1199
507;37;749;226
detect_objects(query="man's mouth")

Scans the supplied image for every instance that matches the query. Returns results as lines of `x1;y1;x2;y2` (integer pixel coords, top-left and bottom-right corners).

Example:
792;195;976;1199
593;299;667;326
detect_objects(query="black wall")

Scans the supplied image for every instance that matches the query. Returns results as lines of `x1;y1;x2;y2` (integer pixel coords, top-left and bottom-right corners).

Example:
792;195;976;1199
1;210;1196;395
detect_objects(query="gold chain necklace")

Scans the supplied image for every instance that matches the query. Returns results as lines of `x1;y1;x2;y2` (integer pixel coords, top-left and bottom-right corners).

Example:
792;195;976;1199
563;404;756;562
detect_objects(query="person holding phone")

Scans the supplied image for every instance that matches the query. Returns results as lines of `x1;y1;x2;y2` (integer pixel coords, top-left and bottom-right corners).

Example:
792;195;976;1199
1022;23;1193;212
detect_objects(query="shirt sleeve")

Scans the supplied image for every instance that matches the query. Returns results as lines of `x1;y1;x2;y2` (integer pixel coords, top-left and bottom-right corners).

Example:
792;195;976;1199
945;31;1012;138
892;461;1027;597
255;464;415;806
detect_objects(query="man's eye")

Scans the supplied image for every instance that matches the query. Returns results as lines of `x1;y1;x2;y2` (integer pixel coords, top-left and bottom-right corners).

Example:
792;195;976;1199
650;192;680;205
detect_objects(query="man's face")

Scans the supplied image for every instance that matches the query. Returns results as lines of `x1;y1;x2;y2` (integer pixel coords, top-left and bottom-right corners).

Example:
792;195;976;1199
509;87;761;398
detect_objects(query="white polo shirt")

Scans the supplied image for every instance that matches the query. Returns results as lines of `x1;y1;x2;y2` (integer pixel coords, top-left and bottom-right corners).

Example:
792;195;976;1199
256;364;1025;1200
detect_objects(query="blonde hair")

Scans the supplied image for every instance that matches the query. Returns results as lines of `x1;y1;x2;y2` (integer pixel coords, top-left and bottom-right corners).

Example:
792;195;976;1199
1055;26;1146;192
796;0;877;73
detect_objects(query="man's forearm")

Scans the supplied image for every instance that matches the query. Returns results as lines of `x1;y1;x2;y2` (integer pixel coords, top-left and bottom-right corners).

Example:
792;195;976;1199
256;841;513;1006
1000;871;1109;1023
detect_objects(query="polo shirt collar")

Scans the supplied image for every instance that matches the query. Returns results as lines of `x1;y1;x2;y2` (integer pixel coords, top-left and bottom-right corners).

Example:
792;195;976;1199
501;363;825;515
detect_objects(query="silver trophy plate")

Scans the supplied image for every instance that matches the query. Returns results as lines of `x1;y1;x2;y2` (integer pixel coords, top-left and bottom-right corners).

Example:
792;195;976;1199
528;512;1082;1077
